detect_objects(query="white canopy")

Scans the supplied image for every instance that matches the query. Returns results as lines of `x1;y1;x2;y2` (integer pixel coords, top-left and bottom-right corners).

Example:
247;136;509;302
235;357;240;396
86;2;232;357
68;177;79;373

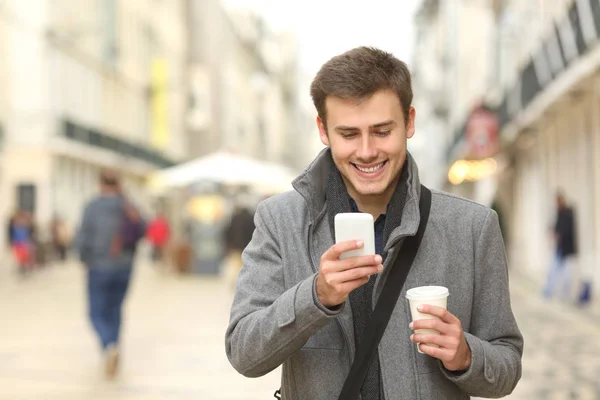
148;151;297;194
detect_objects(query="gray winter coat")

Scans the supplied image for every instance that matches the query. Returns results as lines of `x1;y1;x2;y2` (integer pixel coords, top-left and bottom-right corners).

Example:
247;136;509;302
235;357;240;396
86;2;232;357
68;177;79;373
226;149;523;399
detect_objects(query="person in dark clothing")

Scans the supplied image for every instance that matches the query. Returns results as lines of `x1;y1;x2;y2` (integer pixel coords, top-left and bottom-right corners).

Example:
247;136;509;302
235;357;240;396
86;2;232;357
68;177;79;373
75;170;145;379
225;206;255;253
7;213;16;247
491;199;508;246
543;192;577;300
224;203;255;287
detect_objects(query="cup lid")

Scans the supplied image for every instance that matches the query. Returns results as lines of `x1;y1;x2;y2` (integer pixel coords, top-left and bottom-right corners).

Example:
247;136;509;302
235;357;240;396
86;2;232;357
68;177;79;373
405;286;449;301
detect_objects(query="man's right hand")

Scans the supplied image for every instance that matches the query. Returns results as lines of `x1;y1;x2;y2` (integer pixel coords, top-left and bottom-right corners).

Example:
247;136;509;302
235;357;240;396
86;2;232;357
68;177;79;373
316;240;383;307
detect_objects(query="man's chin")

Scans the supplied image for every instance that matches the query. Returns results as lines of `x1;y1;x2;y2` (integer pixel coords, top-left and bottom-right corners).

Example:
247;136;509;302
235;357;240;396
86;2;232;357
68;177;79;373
341;172;391;197
352;184;387;197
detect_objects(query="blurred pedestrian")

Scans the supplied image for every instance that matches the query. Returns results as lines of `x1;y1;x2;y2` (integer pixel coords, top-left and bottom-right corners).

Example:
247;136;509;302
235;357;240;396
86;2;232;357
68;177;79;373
491;198;507;246
543;191;577;300
9;210;34;275
146;212;171;266
224;199;255;288
75;170;145;379
50;215;71;262
6;211;16;248
15;211;50;268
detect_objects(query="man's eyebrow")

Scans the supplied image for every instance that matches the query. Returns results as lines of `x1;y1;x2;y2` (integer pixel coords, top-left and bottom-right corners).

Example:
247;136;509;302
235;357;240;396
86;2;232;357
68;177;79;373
334;120;396;131
334;125;359;131
370;120;395;129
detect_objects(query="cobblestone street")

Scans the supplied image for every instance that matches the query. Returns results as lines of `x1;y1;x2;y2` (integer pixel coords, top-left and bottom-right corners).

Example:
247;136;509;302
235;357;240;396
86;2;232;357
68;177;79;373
1;260;599;399
505;272;600;400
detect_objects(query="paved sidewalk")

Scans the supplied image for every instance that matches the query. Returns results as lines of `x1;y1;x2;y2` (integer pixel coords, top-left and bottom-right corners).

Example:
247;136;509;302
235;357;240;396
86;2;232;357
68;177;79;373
503;271;600;400
1;260;599;399
0;261;280;400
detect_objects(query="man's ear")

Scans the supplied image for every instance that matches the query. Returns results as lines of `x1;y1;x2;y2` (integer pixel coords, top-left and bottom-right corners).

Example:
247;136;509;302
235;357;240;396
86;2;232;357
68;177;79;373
406;107;416;139
317;116;329;146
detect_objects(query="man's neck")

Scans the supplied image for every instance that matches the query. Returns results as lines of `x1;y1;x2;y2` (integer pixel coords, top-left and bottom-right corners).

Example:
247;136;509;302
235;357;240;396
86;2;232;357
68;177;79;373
354;200;387;221
349;176;400;220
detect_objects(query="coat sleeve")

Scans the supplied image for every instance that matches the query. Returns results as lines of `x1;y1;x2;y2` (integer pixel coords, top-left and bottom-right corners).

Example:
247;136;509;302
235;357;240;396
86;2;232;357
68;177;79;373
225;201;343;378
440;210;524;397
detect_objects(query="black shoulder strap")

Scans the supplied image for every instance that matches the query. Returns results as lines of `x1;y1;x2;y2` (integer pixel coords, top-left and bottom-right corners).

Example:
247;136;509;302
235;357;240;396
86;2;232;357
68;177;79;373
337;185;432;400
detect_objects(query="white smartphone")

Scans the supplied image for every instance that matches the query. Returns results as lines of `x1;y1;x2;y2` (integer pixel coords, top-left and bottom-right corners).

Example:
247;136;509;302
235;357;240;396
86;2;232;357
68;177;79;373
334;213;376;260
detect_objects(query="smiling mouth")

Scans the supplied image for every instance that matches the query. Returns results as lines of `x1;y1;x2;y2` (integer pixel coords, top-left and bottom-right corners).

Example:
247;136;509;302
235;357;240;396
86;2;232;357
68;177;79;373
352;161;387;173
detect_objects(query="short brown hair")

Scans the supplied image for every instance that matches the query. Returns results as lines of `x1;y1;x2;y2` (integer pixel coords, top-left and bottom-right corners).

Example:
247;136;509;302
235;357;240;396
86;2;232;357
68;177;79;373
310;46;413;128
99;169;119;187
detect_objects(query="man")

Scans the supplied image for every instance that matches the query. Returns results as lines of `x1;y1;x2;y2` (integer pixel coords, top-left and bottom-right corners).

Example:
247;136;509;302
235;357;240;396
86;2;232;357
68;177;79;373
543;192;577;300
224;199;256;288
76;170;144;378
226;47;523;399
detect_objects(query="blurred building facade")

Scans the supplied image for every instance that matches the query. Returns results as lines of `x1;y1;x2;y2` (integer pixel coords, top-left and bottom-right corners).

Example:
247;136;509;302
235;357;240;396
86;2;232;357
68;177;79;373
0;11;7;155
412;0;501;190
414;0;600;297
296;73;327;167
186;0;305;170
411;0;453;189
0;0;189;244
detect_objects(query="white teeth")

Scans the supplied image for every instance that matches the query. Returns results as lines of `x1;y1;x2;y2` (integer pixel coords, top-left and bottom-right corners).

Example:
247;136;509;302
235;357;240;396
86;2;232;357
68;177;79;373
356;162;384;173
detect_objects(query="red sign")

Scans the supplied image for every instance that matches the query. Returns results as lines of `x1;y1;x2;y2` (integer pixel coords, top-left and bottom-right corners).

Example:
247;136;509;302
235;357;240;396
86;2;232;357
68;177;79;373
465;107;500;159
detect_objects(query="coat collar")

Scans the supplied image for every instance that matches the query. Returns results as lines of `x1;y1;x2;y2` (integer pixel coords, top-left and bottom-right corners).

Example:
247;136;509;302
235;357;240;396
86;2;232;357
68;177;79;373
292;148;424;246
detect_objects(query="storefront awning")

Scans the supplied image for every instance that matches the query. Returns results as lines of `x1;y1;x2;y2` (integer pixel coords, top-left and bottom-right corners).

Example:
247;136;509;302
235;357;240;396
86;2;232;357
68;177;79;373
148;151;296;194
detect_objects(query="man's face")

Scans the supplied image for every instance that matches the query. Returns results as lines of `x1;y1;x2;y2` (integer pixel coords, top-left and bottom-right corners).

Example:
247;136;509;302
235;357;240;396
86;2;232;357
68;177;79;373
317;90;415;200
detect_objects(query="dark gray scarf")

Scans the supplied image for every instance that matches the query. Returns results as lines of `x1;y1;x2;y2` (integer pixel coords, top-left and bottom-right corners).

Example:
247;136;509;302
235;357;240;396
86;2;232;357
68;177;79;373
326;158;409;256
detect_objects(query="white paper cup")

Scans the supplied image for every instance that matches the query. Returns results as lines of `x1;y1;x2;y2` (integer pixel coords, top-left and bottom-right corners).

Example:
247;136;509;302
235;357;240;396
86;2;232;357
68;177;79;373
406;286;449;354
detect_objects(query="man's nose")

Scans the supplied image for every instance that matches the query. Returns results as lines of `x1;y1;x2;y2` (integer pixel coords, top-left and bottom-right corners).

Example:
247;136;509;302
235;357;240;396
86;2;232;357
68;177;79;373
356;135;377;161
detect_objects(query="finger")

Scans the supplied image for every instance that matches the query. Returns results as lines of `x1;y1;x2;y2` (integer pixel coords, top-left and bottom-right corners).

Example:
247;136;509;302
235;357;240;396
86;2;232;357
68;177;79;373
323;240;363;260
329;265;383;284
411;319;455;335
339;276;371;293
336;254;383;272
416;304;460;325
411;333;459;350
417;343;454;362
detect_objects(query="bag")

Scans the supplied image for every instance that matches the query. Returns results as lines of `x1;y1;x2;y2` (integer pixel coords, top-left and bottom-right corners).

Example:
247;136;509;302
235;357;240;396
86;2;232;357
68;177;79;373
111;201;145;257
120;212;145;250
121;200;145;249
272;186;432;399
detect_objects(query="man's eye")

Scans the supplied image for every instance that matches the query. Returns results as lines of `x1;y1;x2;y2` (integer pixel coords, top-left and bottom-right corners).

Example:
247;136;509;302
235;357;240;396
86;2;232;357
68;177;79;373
342;133;357;139
376;130;391;136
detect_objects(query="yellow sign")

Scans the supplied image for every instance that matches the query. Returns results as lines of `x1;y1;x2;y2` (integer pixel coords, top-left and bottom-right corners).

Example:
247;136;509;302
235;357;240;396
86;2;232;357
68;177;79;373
151;58;169;150
448;158;498;185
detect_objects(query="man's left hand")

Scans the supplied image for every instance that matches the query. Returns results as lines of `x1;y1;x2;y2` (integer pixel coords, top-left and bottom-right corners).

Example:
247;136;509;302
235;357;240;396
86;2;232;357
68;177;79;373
409;304;471;372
